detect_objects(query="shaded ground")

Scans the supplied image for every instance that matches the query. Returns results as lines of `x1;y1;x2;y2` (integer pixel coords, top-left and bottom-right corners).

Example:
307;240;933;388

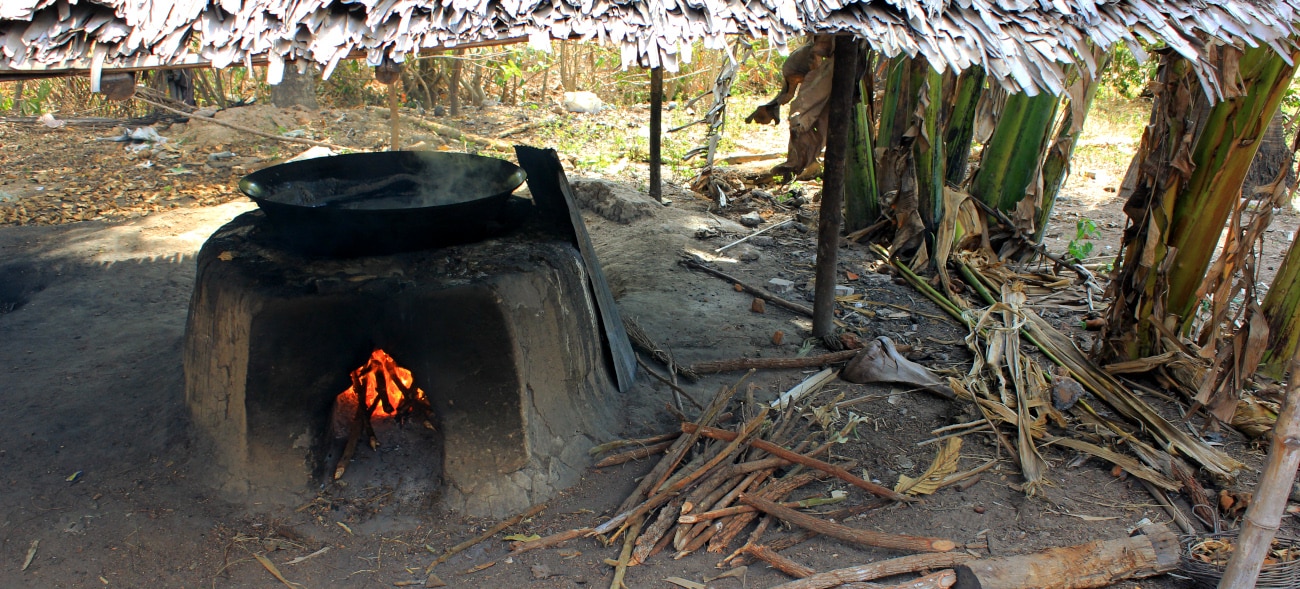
0;99;1294;588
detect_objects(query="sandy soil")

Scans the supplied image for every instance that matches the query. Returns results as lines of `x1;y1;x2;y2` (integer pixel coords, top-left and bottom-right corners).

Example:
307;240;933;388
0;100;1294;588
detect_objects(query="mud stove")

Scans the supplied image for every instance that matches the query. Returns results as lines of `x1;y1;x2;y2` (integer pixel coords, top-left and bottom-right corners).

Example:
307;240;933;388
182;149;633;516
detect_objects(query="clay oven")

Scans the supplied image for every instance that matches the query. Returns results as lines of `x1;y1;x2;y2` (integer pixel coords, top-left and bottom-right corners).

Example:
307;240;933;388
182;149;631;516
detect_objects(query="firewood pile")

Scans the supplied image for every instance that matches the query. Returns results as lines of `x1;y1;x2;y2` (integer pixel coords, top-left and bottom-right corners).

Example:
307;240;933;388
584;371;969;588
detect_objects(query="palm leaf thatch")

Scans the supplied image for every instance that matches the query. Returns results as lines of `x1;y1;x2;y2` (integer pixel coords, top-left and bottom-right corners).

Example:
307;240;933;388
1;0;1299;100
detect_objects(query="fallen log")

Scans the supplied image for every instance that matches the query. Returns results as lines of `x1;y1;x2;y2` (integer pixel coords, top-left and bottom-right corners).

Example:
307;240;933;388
739;494;956;553
953;524;1178;589
747;544;816;578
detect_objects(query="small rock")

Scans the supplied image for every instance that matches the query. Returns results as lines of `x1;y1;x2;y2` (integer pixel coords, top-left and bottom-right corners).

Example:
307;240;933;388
736;246;760;262
767;278;795;294
425;573;448;587
791;222;810;233
896;456;915;470
739;212;764;227
751;189;774;201
749;236;776;248
563;91;603;114
433;105;446;117
772;330;785;345
974;505;986;514
530;564;552;579
861;272;892;286
751;298;766;313
695;226;720;239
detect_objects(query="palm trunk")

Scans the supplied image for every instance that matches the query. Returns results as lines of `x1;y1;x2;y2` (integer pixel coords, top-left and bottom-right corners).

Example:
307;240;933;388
1102;45;1298;360
969;91;1060;212
913;60;947;245
1034;52;1109;242
943;67;985;187
1164;46;1298;329
844;79;881;231
1263;238;1300;378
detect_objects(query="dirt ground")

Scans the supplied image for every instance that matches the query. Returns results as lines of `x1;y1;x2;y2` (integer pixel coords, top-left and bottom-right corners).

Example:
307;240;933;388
0;99;1296;588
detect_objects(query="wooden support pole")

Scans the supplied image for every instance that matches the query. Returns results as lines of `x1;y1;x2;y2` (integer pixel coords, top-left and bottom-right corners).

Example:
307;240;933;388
449;49;464;117
649;66;664;202
1219;350;1300;588
813;36;861;337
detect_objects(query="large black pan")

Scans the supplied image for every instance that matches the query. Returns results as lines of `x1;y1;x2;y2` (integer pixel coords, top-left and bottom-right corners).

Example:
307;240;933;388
238;151;527;256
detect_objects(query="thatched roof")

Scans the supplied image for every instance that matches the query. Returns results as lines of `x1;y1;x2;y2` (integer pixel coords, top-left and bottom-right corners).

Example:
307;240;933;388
1;0;1298;96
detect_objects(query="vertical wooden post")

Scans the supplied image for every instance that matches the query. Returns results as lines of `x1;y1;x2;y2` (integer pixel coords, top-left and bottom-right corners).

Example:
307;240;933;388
449;49;464;117
649;67;664;201
1218;350;1300;588
813;36;860;338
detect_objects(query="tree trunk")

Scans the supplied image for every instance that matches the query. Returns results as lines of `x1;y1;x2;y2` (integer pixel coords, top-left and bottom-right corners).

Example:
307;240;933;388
449;49;464;116
269;61;318;109
812;36;861;338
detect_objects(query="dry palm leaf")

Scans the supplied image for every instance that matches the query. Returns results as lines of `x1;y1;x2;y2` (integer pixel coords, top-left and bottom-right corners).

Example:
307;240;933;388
895;438;962;495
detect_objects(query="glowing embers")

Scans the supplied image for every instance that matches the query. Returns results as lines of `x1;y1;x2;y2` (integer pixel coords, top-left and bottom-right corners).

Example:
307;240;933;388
327;349;434;480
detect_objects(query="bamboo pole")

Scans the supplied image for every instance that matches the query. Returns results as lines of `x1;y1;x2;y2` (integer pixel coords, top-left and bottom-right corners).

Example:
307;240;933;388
1218;350;1300;588
813;35;860;338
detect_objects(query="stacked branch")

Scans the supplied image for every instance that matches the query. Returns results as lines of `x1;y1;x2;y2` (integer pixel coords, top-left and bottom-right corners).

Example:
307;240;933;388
590;372;957;577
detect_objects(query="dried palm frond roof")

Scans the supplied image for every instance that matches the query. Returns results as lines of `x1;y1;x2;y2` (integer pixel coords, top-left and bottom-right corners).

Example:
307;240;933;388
1;0;1298;97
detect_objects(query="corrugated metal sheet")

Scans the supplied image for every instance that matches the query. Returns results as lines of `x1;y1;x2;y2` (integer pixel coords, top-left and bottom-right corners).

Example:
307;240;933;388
0;0;1297;96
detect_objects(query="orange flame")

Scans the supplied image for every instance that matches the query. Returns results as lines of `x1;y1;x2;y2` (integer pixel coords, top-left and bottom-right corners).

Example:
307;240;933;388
337;349;429;420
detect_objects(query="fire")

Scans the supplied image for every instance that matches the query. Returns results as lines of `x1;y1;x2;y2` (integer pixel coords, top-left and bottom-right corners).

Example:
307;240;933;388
329;349;433;481
339;348;430;420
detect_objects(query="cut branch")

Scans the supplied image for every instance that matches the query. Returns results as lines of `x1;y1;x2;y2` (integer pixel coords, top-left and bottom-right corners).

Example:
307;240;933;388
689;349;862;375
683;422;914;502
739;494;955;553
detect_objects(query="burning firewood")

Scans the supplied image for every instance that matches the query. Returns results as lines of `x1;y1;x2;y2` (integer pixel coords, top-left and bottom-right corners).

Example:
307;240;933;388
326;349;434;481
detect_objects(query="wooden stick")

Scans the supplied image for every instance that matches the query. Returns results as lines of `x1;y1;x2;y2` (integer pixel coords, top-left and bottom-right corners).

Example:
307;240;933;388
683;423;914;502
680;257;814;317
612;378;739;517
847;570;957;589
1220;350;1300;587
133;95;344;149
740;494;955;553
745;545;815;578
636;356;704;410
710;469;836;553
680;495;844;524
426;503;547;572
718;152;785;165
590;432;680;457
768;553;974;589
689;349;862;375
610;517;642;589
598;409;766;537
509;527;591;553
625;315;701;382
632;495;688;565
594;440;675;468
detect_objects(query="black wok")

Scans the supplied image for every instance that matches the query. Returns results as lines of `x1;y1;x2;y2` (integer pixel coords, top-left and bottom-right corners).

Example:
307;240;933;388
238;151;527;256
